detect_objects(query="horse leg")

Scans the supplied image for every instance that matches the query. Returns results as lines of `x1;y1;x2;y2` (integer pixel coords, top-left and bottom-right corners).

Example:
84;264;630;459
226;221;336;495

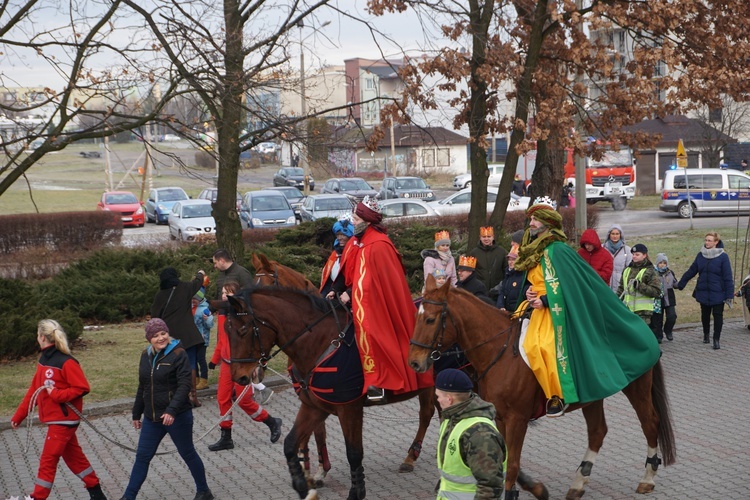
399;388;436;473
502;414;531;499
622;371;662;494
312;422;331;486
338;405;366;500
566;401;606;500
284;404;328;499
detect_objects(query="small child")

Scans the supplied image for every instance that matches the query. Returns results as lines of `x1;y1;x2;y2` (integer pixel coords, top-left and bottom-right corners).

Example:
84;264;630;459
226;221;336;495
11;319;107;500
192;289;214;390
651;253;678;341
433;268;448;288
421;230;458;286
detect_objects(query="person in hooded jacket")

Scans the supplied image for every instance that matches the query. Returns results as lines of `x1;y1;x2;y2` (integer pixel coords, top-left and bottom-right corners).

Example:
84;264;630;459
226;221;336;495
456;255;493;305
577;228;613;284
421;230;458;287
494;243;528;313
602;224;632;293
676;232;734;349
468;226;508;300
321;218;355;297
150;267;206;408
122;318;213;500
651;253;678;342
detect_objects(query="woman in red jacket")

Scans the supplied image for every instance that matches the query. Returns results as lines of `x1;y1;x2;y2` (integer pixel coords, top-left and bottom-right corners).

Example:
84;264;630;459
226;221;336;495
577;228;614;284
11;319;107;500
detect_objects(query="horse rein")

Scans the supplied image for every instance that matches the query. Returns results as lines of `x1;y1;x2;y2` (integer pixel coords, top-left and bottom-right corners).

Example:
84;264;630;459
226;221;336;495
254;264;279;286
410;298;521;381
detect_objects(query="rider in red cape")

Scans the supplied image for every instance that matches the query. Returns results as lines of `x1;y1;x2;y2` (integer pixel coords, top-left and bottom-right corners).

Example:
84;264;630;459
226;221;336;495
336;196;433;399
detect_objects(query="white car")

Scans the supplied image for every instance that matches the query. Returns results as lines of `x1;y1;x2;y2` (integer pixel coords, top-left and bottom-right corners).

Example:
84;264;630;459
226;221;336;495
256;142;278;154
430;186;529;216
162;133;181;142
168;199;216;241
380;198;439;220
453;164;505;189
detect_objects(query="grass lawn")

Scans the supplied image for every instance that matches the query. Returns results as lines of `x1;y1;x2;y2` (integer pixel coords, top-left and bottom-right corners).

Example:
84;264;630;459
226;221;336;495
0;323;289;417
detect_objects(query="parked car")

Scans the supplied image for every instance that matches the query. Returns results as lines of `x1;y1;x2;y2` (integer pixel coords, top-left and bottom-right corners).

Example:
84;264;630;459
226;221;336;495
321;177;379;203
96;190;145;227
379;198;439;220
168;200;216;241
265;186;306;220
453;164;505;189
299;194;355;222
162;133;181;142
144;186;190;224
273;167;315;191
197;188;242;210
256;142;278;154
429;186;529;216
659;168;750;218
239;190;297;229
379;176;435;201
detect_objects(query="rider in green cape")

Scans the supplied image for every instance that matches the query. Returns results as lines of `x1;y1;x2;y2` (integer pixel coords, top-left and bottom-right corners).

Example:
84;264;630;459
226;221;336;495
514;197;661;417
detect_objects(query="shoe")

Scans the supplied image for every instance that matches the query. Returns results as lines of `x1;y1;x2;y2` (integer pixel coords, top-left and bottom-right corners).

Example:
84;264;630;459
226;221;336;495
657;338;663;344
254;387;274;405
193;490;215;500
196;378;209;390
208;429;234;451
87;484;107;500
713;340;720;350
666;333;673;341
546;396;568;418
366;385;386;402
703;334;710;344
265;416;283;443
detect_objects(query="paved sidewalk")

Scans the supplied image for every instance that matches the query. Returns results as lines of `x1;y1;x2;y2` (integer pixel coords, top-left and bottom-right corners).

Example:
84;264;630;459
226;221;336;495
2;320;749;499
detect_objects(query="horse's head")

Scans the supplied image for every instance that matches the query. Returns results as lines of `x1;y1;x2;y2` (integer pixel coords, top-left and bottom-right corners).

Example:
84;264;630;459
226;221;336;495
408;274;457;373
223;291;277;386
252;252;317;292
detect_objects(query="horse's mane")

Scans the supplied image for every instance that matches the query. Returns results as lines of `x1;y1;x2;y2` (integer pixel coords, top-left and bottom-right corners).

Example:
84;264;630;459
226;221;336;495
240;284;336;314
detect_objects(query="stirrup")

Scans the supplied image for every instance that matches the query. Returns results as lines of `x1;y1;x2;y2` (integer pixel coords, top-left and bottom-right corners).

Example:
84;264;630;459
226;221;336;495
546;396;568;418
366;386;386;402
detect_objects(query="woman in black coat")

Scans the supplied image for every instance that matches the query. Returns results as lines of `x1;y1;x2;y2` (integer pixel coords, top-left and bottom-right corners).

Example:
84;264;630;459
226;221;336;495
150;267;206;406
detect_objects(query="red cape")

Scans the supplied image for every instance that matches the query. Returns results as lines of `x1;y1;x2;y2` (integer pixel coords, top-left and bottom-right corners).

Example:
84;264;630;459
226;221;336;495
341;227;433;394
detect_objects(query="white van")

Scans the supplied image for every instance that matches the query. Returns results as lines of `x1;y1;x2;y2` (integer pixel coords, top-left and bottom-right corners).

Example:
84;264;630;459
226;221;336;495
660;168;750;218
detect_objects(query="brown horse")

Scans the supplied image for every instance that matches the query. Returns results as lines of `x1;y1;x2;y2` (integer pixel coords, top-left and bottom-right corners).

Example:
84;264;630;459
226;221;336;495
221;286;436;500
251;253;332;485
408;277;676;500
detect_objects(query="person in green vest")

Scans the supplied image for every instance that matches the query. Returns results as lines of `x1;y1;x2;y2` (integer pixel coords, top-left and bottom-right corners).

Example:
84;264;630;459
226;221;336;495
617;243;663;333
434;368;506;500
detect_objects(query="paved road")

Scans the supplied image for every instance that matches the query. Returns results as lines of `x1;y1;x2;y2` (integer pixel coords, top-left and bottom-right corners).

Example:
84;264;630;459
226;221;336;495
2;319;749;499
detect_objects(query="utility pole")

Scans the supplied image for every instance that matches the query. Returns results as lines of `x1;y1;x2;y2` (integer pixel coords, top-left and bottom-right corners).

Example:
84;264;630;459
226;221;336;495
573;0;587;241
299;21;310;194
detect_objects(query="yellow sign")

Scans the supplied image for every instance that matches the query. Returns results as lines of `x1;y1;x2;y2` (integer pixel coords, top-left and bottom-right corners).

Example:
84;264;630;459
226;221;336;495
676;139;688;168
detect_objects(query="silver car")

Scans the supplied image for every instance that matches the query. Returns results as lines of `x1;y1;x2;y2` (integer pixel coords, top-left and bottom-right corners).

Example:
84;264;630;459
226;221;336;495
299;194;355;222
168;199;216;241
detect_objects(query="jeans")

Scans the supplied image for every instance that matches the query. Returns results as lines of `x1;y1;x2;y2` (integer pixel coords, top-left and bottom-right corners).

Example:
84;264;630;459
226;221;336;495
196;344;208;379
123;410;208;499
184;345;197;370
701;303;725;340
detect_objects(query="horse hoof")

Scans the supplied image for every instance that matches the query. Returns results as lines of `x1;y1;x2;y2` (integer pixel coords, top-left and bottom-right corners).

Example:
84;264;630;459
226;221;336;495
531;483;549;500
314;479;325;488
398;462;414;473
636;483;655;494
303;489;318;500
565;488;585;499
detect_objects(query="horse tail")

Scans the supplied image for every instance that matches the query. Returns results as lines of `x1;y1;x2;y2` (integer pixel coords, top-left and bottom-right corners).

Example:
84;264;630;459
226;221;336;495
651;359;677;465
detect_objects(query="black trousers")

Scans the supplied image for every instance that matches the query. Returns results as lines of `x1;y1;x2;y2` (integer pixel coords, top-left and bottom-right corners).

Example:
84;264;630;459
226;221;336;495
650;305;677;340
700;303;725;340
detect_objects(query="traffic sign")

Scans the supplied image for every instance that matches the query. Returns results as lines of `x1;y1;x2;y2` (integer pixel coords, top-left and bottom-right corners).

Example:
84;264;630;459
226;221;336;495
676;139;688;168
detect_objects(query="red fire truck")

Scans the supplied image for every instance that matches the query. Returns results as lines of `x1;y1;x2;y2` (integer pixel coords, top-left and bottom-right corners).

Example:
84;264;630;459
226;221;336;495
563;146;635;210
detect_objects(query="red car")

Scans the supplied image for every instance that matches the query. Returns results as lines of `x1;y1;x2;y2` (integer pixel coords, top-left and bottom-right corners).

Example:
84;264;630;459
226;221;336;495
97;191;145;227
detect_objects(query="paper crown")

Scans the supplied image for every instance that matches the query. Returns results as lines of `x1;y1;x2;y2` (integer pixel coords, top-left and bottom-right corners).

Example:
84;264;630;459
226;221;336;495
434;230;451;243
508;242;519;258
530;196;557;210
458;255;477;269
360;195;381;214
479;226;494;237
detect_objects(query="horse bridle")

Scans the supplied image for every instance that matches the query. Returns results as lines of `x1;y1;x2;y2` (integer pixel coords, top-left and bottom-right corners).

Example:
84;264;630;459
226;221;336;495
254;264;279;286
410;297;522;381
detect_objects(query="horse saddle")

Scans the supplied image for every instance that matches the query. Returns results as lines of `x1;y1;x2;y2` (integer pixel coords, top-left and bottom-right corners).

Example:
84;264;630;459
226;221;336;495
290;323;364;405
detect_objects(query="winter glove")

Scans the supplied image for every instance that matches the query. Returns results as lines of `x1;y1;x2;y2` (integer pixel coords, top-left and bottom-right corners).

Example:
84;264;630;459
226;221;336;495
208;362;216;370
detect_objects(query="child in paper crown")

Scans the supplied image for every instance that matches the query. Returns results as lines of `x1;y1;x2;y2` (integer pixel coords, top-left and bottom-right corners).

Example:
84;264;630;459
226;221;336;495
651;253;678;342
192;289;214;390
421;230;457;286
432;268;448;287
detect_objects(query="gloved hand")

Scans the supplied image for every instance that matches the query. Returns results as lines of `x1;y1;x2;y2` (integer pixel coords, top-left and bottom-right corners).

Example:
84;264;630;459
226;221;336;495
208;362;216;370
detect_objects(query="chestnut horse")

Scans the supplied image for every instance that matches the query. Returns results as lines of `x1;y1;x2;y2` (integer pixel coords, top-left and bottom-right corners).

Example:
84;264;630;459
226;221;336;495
221;286;436;500
251;253;331;485
408;277;676;500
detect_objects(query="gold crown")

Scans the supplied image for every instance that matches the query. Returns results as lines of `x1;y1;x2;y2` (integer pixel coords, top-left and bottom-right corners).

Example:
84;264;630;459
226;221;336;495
434;230;451;242
479;226;494;237
458;255;477;269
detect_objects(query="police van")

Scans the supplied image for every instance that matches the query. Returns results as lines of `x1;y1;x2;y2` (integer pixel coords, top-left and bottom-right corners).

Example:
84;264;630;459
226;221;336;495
660;168;750;218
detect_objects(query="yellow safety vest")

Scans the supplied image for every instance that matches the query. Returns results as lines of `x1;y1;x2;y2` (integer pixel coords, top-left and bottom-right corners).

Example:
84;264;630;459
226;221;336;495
436;416;504;500
622;267;654;313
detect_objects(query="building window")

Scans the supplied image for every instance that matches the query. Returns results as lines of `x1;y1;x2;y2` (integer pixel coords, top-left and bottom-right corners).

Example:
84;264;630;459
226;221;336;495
423;149;435;168
437;148;450;167
365;78;374;90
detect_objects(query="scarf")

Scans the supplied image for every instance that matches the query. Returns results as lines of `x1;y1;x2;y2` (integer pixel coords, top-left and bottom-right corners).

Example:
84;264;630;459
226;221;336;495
514;227;567;271
700;246;724;260
437;249;453;262
603;238;624;255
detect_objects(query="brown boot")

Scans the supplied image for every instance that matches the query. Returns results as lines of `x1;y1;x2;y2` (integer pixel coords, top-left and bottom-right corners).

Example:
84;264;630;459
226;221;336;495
196;378;209;390
190;369;202;407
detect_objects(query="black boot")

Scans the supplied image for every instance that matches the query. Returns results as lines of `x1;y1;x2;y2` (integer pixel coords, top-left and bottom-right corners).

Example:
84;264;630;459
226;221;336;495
713;339;720;350
264;416;283;443
193;490;215;500
703;333;710;344
208;429;234;451
87;484;107;500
